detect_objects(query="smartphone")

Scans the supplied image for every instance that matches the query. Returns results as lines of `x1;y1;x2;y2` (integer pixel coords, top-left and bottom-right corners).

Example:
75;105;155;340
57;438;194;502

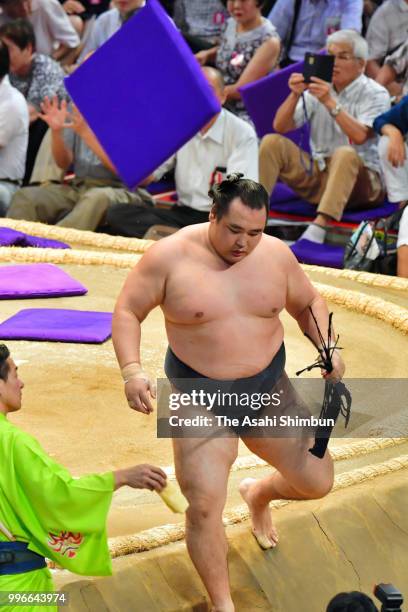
303;53;334;84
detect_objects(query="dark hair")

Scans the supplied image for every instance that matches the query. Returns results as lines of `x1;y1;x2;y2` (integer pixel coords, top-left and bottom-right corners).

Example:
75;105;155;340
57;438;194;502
0;344;10;381
0;39;9;79
326;592;378;612
0;18;35;51
209;173;269;221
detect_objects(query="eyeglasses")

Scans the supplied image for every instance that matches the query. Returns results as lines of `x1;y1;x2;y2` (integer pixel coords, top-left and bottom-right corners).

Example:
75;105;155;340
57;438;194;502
328;53;357;61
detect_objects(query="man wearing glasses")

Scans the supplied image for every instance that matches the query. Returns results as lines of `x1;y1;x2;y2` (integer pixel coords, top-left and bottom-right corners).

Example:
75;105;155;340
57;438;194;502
259;29;390;244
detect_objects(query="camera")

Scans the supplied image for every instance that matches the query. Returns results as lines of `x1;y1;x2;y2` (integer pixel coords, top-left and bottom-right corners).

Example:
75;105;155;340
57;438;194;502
303;52;334;83
374;583;404;612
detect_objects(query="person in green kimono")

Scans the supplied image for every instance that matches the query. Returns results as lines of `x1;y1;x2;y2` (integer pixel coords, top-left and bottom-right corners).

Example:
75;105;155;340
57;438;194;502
0;343;167;611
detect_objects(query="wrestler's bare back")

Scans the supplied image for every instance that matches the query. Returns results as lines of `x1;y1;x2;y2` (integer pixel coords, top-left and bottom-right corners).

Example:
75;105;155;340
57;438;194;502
119;222;317;380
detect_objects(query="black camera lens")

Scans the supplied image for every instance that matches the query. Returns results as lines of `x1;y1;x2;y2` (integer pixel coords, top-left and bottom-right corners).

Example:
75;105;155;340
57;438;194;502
373;584;403;610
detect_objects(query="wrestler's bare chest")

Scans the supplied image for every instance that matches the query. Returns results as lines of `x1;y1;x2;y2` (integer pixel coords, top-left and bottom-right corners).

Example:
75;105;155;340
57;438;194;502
162;252;287;325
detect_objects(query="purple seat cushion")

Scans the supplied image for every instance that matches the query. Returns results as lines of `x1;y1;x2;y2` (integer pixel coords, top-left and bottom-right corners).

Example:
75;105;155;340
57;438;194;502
0;227;70;249
0;264;87;299
65;0;220;189
270;194;399;222
291;239;345;268
240;60;309;149
0;309;112;343
270;182;299;203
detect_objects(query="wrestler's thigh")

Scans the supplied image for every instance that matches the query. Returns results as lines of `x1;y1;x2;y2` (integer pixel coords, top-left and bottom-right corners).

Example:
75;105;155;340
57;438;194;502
241;373;334;493
242;435;334;495
172;436;238;508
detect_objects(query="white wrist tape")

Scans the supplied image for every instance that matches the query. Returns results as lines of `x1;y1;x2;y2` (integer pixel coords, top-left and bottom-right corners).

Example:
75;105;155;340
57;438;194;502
121;362;150;384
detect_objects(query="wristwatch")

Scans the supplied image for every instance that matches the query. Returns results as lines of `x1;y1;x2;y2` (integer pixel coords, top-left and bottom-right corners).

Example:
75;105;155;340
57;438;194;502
329;103;342;118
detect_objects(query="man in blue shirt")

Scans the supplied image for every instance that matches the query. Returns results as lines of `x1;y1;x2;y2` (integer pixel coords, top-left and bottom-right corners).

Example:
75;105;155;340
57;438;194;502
268;0;363;63
374;96;408;277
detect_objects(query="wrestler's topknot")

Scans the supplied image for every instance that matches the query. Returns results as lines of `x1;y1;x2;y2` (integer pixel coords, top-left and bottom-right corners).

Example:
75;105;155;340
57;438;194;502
225;172;244;183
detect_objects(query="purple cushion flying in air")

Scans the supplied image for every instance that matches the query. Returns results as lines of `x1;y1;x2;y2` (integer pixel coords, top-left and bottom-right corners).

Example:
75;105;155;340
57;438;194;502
0;264;87;299
0;227;70;249
291;239;345;268
270;197;398;222
0;309;112;343
65;0;221;189
240;60;309;149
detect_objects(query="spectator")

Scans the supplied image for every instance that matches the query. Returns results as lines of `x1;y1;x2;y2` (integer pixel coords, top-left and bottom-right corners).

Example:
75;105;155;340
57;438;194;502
0;19;67;117
197;0;280;123
267;0;363;65
0;343;167;599
0;40;28;216
375;95;408;277
362;0;383;35
0;19;67;182
7;96;153;229
366;0;408;79
259;29;390;244
0;0;80;61
83;67;259;238
59;0;111;37
79;0;145;61
173;0;229;53
376;38;408;98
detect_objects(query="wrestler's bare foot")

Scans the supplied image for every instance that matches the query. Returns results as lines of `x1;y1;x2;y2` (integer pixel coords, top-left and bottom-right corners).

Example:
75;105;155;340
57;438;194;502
239;478;278;549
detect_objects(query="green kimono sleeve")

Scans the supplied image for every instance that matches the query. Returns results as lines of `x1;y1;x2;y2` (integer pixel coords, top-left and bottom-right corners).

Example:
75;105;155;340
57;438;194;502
0;567;57;612
0;424;114;576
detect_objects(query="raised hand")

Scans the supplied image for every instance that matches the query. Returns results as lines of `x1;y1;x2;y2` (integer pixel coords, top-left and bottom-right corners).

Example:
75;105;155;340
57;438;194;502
62;0;85;14
308;76;331;104
39;96;73;132
288;72;308;96
195;49;210;66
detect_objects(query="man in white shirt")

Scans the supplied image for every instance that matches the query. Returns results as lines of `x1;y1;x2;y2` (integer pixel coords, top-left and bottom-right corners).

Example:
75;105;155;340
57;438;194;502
79;0;145;62
0;41;28;215
259;29;390;243
104;67;259;238
0;0;79;60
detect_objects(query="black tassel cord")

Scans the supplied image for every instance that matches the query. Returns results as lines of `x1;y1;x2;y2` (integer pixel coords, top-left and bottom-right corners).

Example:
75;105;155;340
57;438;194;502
296;308;352;459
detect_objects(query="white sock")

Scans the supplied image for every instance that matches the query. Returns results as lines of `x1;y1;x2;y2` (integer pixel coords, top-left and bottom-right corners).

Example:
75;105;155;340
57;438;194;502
300;223;327;244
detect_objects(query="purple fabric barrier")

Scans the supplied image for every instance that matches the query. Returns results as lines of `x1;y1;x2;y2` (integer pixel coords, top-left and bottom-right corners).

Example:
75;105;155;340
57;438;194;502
270;182;299;204
270;197;398;222
291;239;345;269
240;61;309;148
65;0;220;189
0;308;112;343
0;227;70;249
0;264;87;299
